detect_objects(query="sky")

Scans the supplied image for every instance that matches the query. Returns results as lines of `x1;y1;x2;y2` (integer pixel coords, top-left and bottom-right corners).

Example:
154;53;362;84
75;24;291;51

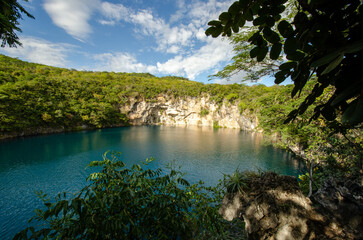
0;0;277;85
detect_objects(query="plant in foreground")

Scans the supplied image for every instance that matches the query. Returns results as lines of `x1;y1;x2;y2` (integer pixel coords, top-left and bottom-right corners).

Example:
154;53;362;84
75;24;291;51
14;152;245;240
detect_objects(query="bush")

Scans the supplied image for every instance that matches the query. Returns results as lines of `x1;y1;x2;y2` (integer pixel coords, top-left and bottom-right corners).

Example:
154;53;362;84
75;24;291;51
200;108;209;117
226;93;238;102
14;152;228;240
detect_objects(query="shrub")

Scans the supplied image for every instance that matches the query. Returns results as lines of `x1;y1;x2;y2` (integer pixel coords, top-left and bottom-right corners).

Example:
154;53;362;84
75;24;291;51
200;108;209;117
14;152;227;240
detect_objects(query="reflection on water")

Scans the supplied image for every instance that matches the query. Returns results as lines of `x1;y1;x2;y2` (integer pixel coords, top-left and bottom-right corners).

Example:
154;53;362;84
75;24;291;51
0;126;304;239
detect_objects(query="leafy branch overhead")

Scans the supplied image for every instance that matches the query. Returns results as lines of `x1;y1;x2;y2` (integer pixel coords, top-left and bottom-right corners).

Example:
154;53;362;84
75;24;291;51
206;0;363;126
0;0;34;47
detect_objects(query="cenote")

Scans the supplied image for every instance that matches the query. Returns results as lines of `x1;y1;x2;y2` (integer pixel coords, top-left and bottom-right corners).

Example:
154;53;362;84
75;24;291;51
0;126;303;239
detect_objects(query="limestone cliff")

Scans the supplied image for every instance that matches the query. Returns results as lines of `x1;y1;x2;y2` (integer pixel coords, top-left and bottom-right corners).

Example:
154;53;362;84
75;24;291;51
120;95;258;130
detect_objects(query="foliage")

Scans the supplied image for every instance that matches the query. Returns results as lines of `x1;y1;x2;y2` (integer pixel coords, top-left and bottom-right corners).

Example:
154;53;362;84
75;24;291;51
1;54;360;176
206;0;363;127
14;152;237;240
224;170;260;194
200;108;209;117
0;54;311;135
211;0;297;82
211;26;283;82
0;0;34;47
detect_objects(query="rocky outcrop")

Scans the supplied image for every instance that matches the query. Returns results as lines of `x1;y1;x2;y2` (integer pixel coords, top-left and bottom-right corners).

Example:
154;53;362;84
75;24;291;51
219;172;363;240
120;95;258;130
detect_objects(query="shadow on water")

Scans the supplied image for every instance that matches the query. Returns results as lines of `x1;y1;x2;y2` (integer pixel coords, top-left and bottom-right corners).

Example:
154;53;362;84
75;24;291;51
0;126;304;239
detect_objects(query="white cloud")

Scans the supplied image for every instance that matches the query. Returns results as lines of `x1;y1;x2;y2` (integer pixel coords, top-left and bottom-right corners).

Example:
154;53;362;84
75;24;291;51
43;0;99;41
99;2;129;25
99;2;195;54
93;52;157;73
157;37;233;79
0;36;71;67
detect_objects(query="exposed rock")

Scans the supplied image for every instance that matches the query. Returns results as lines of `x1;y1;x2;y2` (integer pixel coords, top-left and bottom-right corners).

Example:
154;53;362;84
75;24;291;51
219;172;363;240
311;177;363;239
120;95;258;130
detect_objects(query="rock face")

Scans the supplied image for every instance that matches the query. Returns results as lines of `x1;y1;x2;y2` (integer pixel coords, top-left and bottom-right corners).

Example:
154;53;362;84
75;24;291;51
312;177;363;239
219;172;363;240
120;95;258;130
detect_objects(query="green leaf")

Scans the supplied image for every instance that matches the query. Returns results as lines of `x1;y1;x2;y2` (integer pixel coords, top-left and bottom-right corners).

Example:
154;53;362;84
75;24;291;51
238;18;246;27
263;28;280;44
311;51;341;68
207;20;221;26
342;98;363;125
343;39;363;53
286;50;305;61
257;46;268;62
205;26;222;38
284;37;297;54
219;12;231;23
277;20;294;38
321;53;344;75
243;9;253;21
250;46;260;58
228;1;241;16
265;17;275;27
284;109;298;123
250;2;260;14
205;27;215;36
331;82;360;106
274;70;288;84
279;61;297;71
321;105;336;121
270;42;282;60
253;16;265;26
239;0;248;8
291;85;300;98
232;24;239;33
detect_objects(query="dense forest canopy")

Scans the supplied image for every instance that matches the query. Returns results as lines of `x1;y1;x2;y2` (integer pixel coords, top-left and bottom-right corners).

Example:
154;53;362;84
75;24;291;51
0;54;301;133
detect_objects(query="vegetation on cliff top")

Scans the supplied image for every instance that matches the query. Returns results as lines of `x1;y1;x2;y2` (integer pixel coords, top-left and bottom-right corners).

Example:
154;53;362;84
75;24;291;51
0;54;308;135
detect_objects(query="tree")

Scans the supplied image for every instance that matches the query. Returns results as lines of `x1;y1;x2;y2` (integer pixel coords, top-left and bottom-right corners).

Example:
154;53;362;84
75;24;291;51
210;0;297;82
211;27;284;82
0;0;34;47
206;0;363;126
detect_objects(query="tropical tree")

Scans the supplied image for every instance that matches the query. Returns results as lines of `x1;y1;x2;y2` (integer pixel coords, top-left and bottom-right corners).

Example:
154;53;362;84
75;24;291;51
0;0;34;47
206;0;363;126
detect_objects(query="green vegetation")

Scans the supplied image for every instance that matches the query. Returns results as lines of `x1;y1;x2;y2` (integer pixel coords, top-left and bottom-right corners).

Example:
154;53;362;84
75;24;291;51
14;152;246;240
1;54;361;238
200;108;209;117
0;54;307;135
206;0;363;126
1;54;361;194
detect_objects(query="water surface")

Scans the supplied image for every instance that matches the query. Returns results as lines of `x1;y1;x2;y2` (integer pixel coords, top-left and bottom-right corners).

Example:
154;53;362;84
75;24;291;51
0;126;303;239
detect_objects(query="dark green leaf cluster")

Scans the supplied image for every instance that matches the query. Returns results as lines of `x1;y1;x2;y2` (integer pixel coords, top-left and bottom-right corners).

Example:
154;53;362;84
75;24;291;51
0;0;34;47
13;152;228;240
206;0;363;126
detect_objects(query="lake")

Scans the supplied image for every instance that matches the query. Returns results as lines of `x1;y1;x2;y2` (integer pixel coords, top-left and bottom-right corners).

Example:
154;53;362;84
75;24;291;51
0;126;303;239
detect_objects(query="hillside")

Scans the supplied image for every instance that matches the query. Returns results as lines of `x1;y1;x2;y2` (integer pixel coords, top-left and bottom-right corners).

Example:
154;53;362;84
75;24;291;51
0;54;316;140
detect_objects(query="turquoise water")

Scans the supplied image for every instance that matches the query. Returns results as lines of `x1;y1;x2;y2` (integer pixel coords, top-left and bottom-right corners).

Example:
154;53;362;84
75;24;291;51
0;126;303;239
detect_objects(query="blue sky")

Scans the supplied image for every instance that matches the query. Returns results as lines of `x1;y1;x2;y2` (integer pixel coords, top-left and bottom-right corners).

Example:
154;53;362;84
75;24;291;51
0;0;278;85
